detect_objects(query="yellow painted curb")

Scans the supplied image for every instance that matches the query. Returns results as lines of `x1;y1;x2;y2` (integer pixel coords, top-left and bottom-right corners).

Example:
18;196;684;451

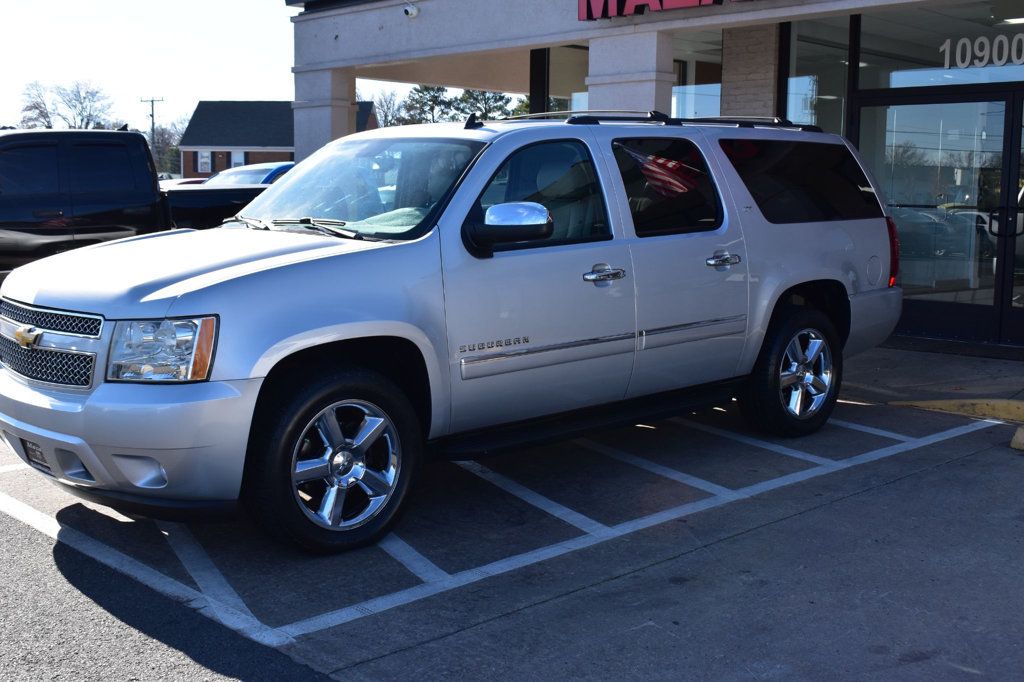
890;399;1024;424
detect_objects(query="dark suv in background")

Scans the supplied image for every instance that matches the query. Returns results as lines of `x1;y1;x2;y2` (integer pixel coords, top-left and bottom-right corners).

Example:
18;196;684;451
0;130;169;276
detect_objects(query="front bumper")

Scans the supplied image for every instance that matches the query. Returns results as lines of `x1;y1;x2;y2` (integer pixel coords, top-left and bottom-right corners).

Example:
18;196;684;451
0;370;263;507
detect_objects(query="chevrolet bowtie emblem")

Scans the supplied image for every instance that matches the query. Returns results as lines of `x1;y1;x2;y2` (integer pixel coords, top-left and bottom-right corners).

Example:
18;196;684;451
14;326;42;349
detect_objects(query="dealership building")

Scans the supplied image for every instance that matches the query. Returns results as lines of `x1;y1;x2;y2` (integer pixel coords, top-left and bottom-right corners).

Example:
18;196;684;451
284;0;1024;346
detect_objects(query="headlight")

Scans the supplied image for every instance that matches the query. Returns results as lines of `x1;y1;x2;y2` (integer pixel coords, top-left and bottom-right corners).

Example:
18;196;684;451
107;317;217;382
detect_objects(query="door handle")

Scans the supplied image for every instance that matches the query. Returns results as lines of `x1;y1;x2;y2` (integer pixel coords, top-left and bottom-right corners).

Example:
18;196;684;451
706;253;741;267
583;266;626;283
33;209;64;219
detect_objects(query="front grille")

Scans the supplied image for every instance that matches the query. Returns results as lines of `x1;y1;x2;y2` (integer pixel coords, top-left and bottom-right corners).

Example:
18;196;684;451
0;300;102;337
0;335;95;387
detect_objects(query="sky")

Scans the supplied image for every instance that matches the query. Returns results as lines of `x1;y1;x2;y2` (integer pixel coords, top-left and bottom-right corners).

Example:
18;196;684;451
0;0;403;131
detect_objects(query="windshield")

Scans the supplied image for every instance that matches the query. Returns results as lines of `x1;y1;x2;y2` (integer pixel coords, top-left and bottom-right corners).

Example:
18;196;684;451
242;137;485;240
205;168;270;185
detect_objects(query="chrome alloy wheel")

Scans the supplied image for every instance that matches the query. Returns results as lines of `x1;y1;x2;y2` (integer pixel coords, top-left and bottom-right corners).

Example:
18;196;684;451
778;328;833;420
290;400;401;531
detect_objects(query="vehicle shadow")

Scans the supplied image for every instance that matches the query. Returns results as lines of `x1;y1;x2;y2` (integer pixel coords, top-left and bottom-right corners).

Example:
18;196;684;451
51;504;330;681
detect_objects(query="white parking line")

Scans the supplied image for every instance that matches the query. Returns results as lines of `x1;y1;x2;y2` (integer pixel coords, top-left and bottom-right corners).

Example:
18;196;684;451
0;463;28;474
573;438;741;499
828;418;913;442
378;533;451;583
456;461;611;536
278;419;998;638
156;521;257;620
676;419;837;467
0;491;291;647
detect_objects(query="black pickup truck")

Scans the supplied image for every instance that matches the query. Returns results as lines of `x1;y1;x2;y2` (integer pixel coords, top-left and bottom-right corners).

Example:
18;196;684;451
0;129;268;275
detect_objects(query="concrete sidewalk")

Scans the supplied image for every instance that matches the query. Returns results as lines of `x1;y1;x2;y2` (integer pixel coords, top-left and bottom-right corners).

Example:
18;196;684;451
844;346;1024;439
844;346;1024;404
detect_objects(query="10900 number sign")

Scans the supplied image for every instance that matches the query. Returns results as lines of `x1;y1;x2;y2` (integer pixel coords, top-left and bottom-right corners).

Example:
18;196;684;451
940;35;1024;69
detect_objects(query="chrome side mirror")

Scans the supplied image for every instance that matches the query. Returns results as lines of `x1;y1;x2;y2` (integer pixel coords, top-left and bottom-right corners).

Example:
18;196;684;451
464;202;554;258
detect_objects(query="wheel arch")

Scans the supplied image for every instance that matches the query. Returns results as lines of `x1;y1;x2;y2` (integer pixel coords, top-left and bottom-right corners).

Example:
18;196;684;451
742;278;851;373
250;326;446;441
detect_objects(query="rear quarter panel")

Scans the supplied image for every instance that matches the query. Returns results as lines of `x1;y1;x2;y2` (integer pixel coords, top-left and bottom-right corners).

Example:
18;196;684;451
700;128;894;373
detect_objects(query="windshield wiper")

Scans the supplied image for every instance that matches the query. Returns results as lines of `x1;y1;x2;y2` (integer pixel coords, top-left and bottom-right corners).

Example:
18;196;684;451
273;217;363;240
230;215;272;230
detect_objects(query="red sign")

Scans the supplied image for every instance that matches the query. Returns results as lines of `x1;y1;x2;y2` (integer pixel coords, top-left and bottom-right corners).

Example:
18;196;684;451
579;0;758;21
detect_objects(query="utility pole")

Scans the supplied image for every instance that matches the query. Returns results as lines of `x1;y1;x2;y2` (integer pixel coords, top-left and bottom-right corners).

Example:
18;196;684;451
140;97;164;161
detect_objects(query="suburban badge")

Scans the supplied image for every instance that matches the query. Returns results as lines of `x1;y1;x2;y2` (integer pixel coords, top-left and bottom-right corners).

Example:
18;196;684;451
459;336;530;353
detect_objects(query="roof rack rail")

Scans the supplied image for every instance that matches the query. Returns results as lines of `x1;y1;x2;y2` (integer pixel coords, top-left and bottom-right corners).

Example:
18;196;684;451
504;109;662;121
499;110;823;132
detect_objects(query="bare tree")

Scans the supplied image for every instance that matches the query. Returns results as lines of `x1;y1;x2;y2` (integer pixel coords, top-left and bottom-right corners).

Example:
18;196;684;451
373;90;404;127
20;81;55;129
151;116;190;174
53;81;113;129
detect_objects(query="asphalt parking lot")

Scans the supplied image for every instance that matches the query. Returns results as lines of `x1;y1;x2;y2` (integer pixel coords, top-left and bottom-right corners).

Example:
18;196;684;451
1;380;1022;679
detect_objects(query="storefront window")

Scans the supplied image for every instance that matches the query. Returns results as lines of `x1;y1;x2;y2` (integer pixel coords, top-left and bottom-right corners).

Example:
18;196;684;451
787;17;848;134
550;46;588;112
670;30;722;119
860;4;1024;89
859;101;1005;303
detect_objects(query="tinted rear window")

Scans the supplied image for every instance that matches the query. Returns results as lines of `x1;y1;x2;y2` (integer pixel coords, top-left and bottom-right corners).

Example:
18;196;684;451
68;142;137;193
0;143;59;196
720;139;882;224
612;138;722;237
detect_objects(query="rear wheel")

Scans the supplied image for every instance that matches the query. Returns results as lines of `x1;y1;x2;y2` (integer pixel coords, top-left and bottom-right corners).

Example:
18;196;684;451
742;307;842;437
246;368;422;553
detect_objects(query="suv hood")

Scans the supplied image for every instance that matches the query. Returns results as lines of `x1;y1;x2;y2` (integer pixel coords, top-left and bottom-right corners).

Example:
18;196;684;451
1;228;381;319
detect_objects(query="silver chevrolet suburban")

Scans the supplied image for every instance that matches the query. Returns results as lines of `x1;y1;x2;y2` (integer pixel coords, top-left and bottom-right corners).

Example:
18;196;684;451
0;113;901;552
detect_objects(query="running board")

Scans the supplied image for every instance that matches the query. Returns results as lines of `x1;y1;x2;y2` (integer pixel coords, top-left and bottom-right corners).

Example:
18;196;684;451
430;378;746;460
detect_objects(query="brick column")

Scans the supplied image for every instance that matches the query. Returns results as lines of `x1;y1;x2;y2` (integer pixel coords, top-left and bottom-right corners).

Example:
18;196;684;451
586;31;675;115
292;68;357;161
720;25;780;118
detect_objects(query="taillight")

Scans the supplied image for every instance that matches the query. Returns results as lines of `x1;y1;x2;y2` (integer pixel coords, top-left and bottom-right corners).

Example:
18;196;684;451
885;216;900;288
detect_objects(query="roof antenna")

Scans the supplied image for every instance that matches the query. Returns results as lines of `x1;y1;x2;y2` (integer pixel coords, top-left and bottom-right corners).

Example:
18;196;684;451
117;124;129;131
464;113;484;130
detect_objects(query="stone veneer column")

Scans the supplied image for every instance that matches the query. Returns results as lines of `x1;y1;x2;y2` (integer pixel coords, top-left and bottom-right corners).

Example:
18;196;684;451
292;68;357;161
586;31;675;115
720;24;781;118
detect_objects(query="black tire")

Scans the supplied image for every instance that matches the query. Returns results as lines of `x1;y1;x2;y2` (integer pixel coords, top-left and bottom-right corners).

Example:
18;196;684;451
244;367;422;553
742;307;842;437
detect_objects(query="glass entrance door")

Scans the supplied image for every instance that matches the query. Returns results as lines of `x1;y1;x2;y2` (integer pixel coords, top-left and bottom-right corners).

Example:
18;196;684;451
859;97;1022;342
1003;98;1024;341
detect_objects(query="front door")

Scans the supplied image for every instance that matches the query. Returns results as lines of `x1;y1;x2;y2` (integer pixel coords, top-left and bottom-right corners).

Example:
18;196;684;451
440;132;636;433
858;94;1024;343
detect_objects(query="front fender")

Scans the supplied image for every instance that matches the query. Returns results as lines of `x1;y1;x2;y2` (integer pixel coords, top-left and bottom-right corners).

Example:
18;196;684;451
249;320;450;438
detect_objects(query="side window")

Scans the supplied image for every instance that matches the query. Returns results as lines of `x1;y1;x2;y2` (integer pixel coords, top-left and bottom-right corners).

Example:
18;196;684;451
0;144;59;196
473;140;610;248
68;143;137;193
720;139;883;224
612;138;722;237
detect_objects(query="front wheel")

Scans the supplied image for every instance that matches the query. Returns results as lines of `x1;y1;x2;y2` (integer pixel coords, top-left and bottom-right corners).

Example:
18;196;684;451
742;308;842;437
245;368;422;553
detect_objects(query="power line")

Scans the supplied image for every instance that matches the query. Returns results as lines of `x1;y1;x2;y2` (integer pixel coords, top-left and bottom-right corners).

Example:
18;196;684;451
140;97;164;150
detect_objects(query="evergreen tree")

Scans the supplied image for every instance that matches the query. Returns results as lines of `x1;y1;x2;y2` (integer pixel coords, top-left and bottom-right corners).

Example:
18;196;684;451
401;86;454;124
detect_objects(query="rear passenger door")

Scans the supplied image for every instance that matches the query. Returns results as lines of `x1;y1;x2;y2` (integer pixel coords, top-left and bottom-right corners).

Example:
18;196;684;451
591;128;749;398
0;138;71;274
